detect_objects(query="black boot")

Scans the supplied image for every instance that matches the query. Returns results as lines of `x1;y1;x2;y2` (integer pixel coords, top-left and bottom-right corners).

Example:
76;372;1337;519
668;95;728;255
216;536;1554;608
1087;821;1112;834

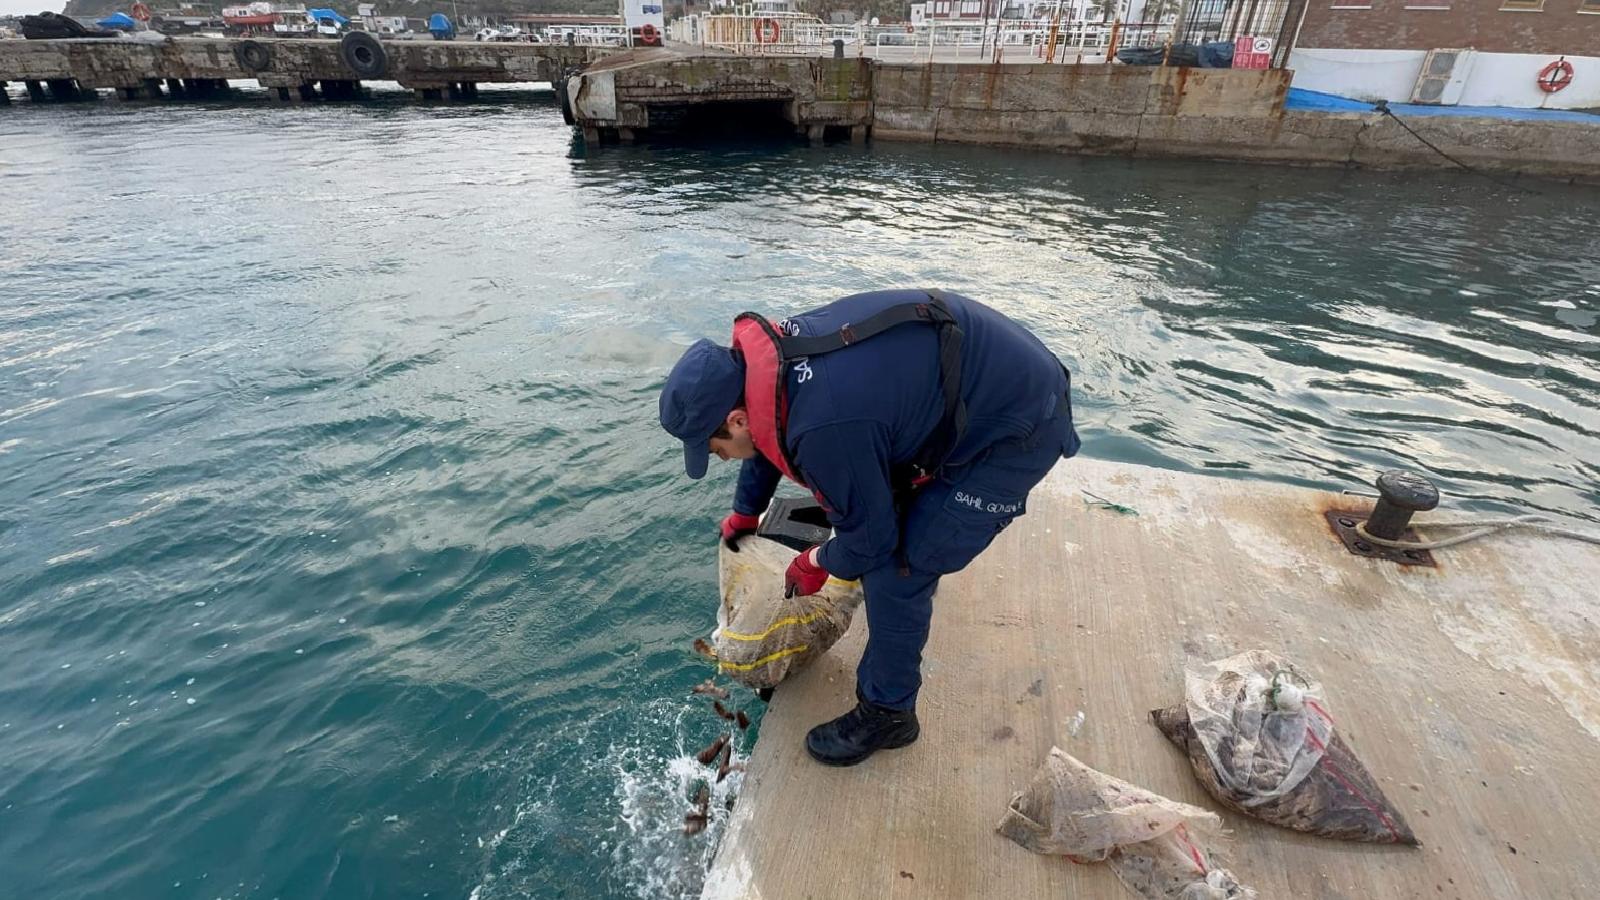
805;696;920;767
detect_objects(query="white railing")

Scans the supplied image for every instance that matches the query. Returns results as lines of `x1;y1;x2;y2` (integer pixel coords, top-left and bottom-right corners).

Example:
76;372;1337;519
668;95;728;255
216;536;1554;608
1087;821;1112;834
669;11;1123;62
544;24;631;47
871;19;1116;62
671;12;836;55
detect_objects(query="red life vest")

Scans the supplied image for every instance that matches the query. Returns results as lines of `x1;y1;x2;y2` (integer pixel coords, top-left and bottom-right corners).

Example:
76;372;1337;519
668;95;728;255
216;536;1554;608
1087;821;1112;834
730;313;808;487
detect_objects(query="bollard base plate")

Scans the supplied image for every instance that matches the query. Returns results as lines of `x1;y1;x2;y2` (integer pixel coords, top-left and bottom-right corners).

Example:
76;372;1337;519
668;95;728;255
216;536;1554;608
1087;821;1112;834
1325;510;1436;567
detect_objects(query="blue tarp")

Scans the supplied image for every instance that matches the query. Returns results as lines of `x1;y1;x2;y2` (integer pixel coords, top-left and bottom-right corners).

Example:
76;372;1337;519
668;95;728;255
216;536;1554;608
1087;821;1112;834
427;12;452;33
96;11;136;28
1286;87;1600;125
1197;41;1234;69
306;7;349;24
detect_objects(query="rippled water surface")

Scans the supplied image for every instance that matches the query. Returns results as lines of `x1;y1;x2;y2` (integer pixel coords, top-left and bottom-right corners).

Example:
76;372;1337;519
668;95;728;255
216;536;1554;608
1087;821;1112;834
2;89;1599;900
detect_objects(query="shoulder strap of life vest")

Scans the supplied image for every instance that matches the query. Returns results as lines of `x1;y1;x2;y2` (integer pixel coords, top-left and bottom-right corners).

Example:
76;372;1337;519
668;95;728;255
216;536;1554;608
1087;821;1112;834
776;291;967;484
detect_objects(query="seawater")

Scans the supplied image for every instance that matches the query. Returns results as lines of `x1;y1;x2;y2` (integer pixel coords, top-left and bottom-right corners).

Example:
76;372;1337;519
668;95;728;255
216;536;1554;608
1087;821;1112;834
1;88;1598;899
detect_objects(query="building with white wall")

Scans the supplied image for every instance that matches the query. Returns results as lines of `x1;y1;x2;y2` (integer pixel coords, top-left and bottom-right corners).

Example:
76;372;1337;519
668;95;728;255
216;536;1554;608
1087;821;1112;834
1288;0;1600;110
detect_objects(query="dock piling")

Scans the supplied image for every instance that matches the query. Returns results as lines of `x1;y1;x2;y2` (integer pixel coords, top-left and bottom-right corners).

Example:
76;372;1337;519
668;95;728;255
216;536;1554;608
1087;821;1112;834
115;78;164;100
24;80;45;102
317;80;362;100
180;78;228;99
46;79;84;101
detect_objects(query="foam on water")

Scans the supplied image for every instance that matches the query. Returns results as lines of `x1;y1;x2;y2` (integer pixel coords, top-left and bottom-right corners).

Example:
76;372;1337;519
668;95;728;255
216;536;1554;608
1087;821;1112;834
466;697;751;900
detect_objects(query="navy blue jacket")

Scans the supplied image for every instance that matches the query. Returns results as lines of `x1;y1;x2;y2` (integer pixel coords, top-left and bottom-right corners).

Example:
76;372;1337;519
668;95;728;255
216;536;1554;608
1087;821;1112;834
733;289;1079;579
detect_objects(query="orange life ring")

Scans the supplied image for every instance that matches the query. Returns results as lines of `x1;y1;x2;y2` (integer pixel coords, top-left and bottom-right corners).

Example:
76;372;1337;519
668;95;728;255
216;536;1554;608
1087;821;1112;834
639;22;658;43
755;17;780;44
1537;58;1574;93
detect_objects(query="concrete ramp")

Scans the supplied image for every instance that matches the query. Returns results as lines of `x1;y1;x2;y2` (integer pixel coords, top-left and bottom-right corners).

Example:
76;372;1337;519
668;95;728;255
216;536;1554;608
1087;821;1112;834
705;459;1600;899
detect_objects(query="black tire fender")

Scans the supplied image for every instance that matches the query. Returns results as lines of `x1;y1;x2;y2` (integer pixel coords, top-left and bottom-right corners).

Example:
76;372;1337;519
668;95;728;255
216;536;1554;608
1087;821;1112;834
339;32;388;78
234;39;272;73
555;68;576;126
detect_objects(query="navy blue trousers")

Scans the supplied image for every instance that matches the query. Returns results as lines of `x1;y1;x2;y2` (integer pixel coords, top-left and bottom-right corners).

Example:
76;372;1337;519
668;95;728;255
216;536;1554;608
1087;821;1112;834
855;413;1077;710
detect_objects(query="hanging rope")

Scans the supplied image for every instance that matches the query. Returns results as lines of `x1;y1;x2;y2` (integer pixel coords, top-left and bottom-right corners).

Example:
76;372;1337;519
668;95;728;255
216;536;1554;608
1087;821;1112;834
1372;100;1542;196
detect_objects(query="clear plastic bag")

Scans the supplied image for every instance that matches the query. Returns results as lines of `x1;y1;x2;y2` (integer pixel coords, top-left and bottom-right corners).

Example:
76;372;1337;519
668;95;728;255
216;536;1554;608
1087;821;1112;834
998;747;1256;900
1154;650;1418;845
1185;650;1331;805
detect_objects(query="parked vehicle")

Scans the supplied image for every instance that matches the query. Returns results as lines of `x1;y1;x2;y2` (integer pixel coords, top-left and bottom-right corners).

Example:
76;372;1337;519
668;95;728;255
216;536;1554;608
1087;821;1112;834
305;7;348;37
475;25;527;42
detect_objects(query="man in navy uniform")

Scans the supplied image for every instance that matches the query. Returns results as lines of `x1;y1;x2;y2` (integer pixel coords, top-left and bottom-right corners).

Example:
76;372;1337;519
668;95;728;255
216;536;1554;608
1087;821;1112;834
660;289;1080;766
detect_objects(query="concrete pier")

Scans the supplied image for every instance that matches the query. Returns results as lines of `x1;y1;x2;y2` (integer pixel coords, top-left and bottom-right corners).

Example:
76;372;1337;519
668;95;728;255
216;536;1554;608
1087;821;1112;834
706;459;1600;899
565;49;873;145
4;38;1595;180
562;53;1600;181
0;37;610;103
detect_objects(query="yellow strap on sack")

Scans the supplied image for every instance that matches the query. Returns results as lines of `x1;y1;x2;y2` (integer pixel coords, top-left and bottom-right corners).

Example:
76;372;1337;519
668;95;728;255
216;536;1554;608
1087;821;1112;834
718;644;810;672
719;610;832;642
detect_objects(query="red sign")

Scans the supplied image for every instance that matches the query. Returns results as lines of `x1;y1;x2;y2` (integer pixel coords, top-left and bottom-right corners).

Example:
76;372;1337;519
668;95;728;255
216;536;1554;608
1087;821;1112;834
131;1;151;20
1234;35;1272;70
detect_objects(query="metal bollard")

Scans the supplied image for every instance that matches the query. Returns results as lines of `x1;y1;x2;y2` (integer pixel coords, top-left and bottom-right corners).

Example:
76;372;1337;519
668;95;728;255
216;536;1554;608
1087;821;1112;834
1366;470;1439;540
833;38;844;59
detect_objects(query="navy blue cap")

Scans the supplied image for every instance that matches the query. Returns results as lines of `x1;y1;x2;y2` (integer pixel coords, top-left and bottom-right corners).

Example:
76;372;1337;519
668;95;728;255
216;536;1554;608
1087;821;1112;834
659;339;745;479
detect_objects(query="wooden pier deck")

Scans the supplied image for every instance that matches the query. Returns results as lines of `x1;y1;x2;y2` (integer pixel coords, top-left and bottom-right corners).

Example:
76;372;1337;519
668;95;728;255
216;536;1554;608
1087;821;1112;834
706;459;1600;899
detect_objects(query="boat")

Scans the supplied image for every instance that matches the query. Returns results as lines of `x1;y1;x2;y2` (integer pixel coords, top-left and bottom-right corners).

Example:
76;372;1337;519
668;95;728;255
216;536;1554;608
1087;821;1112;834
19;11;118;39
222;2;276;27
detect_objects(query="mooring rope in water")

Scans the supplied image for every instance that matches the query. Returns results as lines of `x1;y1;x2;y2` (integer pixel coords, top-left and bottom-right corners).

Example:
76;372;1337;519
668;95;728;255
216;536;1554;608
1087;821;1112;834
1372;100;1543;195
1355;514;1600;551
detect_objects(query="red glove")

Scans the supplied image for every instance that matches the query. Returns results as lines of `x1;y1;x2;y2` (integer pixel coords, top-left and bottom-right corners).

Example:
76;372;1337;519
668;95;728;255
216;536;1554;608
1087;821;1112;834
720;512;761;551
784;547;829;598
